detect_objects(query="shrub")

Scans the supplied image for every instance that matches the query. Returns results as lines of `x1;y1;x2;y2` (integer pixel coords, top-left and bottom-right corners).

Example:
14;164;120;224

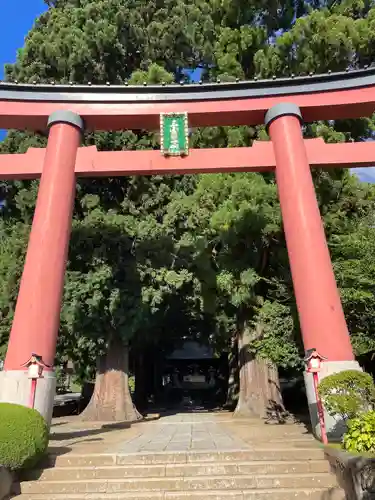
0;403;48;470
343;410;375;454
128;376;135;394
318;370;375;421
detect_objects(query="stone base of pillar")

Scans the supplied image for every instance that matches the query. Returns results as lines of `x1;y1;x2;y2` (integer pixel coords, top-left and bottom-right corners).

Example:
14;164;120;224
0;370;56;427
304;360;362;441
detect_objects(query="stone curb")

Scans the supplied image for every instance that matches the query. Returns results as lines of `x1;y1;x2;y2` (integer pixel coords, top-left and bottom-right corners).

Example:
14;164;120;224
324;445;375;500
0;466;13;500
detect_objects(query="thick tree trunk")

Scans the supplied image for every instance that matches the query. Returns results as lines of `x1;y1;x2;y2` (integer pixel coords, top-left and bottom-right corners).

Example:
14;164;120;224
81;337;142;422
234;325;263;417
234;323;286;420
263;360;289;423
225;333;239;409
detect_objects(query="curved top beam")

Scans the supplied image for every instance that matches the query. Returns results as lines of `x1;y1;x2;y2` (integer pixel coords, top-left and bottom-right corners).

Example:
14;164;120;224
0;67;375;130
2;67;375;102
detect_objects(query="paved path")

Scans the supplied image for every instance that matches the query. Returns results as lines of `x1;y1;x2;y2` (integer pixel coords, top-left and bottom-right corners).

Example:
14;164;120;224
114;413;251;453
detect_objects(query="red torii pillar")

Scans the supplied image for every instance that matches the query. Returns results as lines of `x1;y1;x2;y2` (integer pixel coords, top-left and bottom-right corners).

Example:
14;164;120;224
0;110;83;425
265;103;361;438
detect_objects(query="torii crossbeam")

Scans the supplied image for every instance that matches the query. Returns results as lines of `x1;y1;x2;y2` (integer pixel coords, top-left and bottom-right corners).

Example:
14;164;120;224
1;139;375;178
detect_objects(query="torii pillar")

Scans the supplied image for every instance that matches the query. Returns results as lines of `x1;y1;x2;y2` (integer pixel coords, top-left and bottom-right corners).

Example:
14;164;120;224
265;103;361;438
0;110;83;425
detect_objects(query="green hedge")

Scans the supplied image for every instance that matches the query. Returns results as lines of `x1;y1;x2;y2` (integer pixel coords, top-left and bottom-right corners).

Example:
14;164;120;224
318;370;375;421
343;410;375;454
0;403;48;470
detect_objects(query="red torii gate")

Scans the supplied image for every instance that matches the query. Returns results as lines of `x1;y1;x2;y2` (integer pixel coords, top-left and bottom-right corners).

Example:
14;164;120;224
0;68;374;435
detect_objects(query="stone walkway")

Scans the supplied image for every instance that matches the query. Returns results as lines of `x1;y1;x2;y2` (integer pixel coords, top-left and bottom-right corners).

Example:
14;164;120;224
114;413;251;453
48;411;316;456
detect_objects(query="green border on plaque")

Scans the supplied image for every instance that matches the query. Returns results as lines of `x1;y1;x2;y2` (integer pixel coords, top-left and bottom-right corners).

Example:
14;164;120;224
160;112;189;156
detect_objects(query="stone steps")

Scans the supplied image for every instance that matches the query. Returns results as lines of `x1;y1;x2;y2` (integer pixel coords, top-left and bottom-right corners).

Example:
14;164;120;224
14;423;345;500
13;488;345;500
23;459;330;481
19;472;337;494
45;448;326;467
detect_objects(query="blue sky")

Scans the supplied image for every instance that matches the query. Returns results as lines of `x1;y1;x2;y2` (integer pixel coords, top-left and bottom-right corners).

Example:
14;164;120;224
0;1;374;182
0;1;46;80
0;0;46;140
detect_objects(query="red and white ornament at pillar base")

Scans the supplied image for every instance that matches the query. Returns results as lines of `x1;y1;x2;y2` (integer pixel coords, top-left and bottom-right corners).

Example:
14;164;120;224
304;349;328;444
21;354;50;410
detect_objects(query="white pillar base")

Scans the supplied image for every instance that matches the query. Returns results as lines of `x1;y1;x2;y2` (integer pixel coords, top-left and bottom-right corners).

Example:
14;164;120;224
304;360;362;441
0;370;56;427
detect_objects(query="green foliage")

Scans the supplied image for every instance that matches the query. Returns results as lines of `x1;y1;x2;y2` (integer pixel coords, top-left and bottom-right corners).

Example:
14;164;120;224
319;370;375;420
55;365;65;388
128;376;135;394
0;403;48;470
6;0;217;84
250;301;302;369
331;219;375;356
0;221;29;350
343;411;375;454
